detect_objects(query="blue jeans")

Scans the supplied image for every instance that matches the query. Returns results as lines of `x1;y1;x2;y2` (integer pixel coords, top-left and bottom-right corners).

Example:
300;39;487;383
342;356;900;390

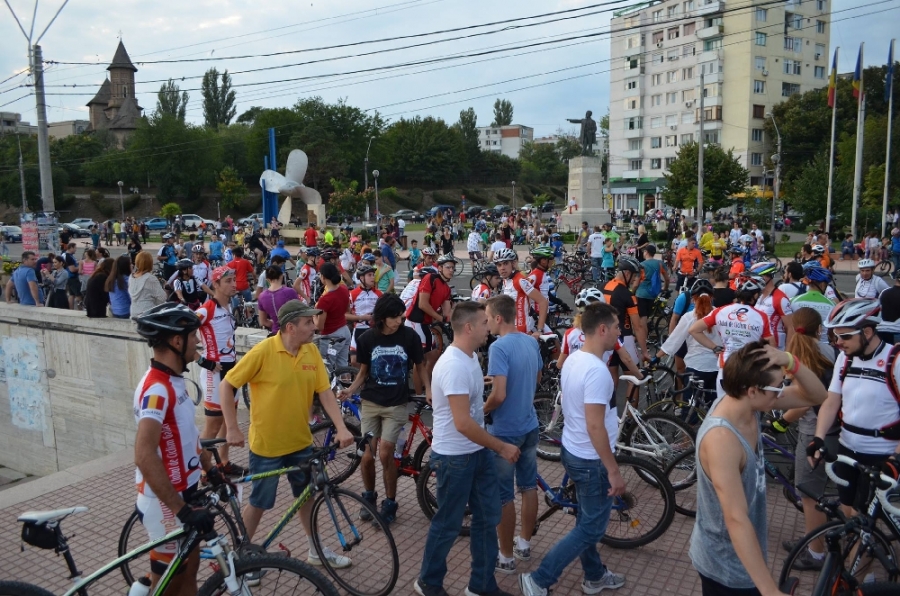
419;449;501;593
230;288;252;309
531;446;613;589
591;257;603;283
493;427;539;506
892;251;900;274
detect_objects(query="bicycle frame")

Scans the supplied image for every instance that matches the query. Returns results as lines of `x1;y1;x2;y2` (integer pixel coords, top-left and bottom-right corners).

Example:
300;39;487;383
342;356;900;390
616;401;681;461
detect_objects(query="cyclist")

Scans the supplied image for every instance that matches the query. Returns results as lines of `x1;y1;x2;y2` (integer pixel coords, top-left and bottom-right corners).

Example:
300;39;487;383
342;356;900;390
811;244;831;270
727;246;746;290
467;227;484;271
777;261;806;301
674;234;704;291
208;235;224;266
294;247;318;304
405;254;455;377
527;246;555;329
133;303;223;594
752;261;794;349
689;277;774;397
790;264;837;349
191;245;211;298
602;256;650;387
348;264;382;366
635;244;669;332
338;294;427;525
494;248;549;338
810;298;900;518
219;300;354;570
246;226;271;264
471;264;502;302
157;233;179;281
171;258;207;309
269;240;293;266
854;258;890;299
196;267;245;478
417;247;437;274
226;246;255;308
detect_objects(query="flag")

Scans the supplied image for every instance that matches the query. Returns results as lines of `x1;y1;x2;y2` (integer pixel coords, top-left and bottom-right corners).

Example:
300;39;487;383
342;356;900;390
886;40;895;104
853;45;863;102
141;394;165;411
828;49;838;108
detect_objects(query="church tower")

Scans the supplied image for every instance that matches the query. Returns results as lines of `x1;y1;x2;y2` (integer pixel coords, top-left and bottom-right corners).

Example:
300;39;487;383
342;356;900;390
86;40;143;146
104;41;138;120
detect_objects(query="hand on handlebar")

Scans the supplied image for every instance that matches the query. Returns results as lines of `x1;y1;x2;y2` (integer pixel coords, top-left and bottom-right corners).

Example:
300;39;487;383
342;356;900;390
335;426;354;448
226;427;245;448
176;504;216;535
806;436;825;468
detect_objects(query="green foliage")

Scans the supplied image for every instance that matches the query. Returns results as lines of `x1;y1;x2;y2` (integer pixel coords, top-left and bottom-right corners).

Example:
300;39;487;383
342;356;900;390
862;163;887;210
491;99;513;126
201;68;237;128
533;193;552;209
327;178;371;218
472;151;520;183
89;191;115;218
236;106;264;125
156;79;189;122
467;192;487;205
785;150;851;224
380;116;465;186
50;133;104;187
124;194;142;212
663;142;749;211
519;142;567;184
454;107;479;175
217;166;247;209
556;135;582;161
57;194;76;210
160;202;182;219
495;192;510;204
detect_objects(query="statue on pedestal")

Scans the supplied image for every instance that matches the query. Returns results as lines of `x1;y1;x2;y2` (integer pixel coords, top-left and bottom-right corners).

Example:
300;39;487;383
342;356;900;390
567;110;598;156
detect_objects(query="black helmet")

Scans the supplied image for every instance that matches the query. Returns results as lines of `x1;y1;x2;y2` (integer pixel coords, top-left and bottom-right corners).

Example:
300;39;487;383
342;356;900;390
482;264;500;277
176;258;194;271
356;264;375;276
617;256;641;273
134;303;201;339
690;279;714;296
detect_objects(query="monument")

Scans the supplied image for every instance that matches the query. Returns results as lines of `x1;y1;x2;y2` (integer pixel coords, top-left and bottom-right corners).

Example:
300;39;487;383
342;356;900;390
560;110;610;233
259;149;327;226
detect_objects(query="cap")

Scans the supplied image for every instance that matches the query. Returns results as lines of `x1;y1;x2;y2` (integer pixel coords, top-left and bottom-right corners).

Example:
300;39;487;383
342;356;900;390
277;240;285;246
278;299;322;328
211;266;234;283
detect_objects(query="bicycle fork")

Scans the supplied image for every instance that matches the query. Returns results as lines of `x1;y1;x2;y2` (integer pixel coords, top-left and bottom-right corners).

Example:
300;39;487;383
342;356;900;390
208;535;251;596
321;490;362;552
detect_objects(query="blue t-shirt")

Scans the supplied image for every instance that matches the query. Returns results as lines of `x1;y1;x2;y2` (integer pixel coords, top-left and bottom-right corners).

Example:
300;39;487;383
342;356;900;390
209;240;224;258
12;266;42;305
486;332;541;437
892;236;900;253
160;244;177;266
108;277;131;316
381;244;396;270
270;246;291;261
409;248;422;267
636;259;665;299
601;245;615;268
551;240;564;258
673;291;695;316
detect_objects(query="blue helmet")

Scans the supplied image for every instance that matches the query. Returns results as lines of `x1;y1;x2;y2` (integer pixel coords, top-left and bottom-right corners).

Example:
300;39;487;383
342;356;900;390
305;247;319;258
802;263;832;283
361;253;376;263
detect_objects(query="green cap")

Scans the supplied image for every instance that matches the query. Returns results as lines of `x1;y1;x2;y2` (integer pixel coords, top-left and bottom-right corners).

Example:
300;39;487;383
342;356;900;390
277;300;321;329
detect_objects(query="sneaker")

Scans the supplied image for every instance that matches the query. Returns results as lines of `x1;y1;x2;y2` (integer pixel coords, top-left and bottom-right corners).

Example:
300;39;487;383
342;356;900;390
414;578;450;596
495;557;517;574
465;587;515;596
513;544;531;561
518;573;548;596
582;570;626;594
791;548;825;571
307;547;351;569
782;538;800;552
379;498;398;525
359;490;377;521
219;462;248;477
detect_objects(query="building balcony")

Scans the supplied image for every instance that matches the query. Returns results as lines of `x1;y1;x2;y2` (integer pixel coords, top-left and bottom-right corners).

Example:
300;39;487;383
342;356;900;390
696;94;724;107
623;149;643;159
621;169;644;179
697;70;723;85
696;24;724;40
624;86;642;98
696;0;724;16
623;127;644;139
623;108;643;120
697;49;723;63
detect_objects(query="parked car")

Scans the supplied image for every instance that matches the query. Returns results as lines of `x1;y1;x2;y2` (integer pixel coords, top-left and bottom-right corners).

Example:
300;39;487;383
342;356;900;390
58;223;91;238
181;214;215;229
541;202;556;213
390;209;422;221
1;225;22;242
142;217;169;231
491;204;512;214
237;213;264;226
465;206;483;218
68;218;97;229
425;205;455;218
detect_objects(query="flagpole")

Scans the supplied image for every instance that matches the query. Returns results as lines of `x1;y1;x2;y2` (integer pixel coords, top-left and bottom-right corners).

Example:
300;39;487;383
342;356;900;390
825;47;839;235
883;39;895;237
851;43;865;242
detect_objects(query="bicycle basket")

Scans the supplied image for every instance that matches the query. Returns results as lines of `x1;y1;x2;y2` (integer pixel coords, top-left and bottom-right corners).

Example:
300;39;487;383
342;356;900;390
21;522;58;549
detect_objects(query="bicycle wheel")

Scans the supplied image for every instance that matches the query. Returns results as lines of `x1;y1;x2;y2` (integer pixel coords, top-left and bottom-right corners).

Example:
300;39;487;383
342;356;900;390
310;419;362;486
601;455;676;549
332;366;359;390
411;438;432;472
621;412;696;471
664;447;697;518
646;365;677;407
197;553;340;596
876;260;893;277
642;399;708;427
535;396;563;462
118;501;240;587
309;487;400;596
0;582;54;596
779;521;898;596
416;459;472;537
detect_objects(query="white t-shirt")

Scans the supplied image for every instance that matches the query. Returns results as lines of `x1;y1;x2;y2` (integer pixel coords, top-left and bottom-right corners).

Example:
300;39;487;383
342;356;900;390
490;241;506;255
587;232;606;258
561;350;618;459
729;228;742;246
431;346;485;456
702;303;772;367
467;231;482;253
855;274;890;299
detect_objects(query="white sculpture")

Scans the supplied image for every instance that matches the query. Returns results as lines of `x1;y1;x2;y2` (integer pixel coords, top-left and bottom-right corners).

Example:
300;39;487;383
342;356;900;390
259;149;326;225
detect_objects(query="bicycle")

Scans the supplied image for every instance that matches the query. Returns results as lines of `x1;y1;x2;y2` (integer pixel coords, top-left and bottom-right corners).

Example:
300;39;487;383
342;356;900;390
119;434;400;596
5;488;338;596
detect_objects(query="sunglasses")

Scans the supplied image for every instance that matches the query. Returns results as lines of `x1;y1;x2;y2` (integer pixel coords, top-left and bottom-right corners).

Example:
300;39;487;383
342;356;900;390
757;379;787;397
834;329;863;341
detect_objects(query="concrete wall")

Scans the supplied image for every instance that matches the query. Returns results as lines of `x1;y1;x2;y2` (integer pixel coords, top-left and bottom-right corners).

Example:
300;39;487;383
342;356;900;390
0;304;265;476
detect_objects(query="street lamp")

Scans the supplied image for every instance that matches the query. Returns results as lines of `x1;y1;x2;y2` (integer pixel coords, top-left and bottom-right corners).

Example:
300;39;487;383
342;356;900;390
117;180;125;221
372;170;380;225
365;136;375;190
511;180;516;212
766;112;782;253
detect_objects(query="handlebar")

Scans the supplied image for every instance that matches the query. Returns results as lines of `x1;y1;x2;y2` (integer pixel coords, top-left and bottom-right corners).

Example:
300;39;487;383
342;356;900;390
620;374;651;386
824;454;898;499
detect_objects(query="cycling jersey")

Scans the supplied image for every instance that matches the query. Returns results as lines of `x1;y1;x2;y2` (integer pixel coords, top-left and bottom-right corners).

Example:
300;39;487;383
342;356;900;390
133;361;201;495
406;273;452;325
756;287;793;349
470;282;493;302
157;244;177;266
778;281;805;301
701;303;772;367
561;327;622;364
196;299;236;363
297;263;317;301
173;277;204;305
675;247;703;275
602;279;639;337
503;271;537;333
728;259;745;290
790;291;835;347
855;274;890;299
527;267;551;300
400;278;421;308
349;286;382;330
192;261;211;288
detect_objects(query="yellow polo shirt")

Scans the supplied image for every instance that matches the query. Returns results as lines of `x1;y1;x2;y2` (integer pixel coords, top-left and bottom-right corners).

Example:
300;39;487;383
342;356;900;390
224;335;330;457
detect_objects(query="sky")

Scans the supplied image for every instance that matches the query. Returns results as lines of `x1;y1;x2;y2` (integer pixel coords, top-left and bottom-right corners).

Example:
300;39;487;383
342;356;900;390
0;0;896;140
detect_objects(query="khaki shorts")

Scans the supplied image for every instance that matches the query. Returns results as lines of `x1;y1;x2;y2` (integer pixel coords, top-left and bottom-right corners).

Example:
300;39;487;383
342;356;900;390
361;401;408;446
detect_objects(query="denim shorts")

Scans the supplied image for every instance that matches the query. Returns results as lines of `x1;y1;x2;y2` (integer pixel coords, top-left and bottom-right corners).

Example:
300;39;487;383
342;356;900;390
493;427;539;505
248;447;313;510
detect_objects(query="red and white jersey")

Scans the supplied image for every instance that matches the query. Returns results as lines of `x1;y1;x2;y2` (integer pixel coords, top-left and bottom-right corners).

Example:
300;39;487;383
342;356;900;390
756;287;794;349
562;327;622;364
196;299;236;363
192;260;211;287
134;364;201;495
349;286;382;329
527;268;552;300
297;264;317;301
470;283;494;302
702;303;772;367
503;272;536;333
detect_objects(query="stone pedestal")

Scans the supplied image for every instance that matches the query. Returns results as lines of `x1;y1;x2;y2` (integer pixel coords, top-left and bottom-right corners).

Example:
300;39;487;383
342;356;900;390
559;156;611;233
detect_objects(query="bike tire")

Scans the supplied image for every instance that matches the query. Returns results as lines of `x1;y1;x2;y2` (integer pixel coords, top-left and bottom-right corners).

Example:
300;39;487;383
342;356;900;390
663;447;697;518
876;260;893;277
779;520;898;596
535;397;563;462
411;438;432;473
197;553;340;596
309;487;400;596
310;419;362;486
0;582;54;596
416;459;472;537
621;411;696;472
118;501;240;587
332;366;359;390
600;455;676;549
641;399;708;427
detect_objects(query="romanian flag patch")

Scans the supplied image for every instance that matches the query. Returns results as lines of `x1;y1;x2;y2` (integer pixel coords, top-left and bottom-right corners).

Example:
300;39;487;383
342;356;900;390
141;394;165;411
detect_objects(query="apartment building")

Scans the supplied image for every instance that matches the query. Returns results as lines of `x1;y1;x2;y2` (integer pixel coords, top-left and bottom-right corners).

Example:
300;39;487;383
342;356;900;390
477;124;534;158
0;112;37;135
608;0;830;211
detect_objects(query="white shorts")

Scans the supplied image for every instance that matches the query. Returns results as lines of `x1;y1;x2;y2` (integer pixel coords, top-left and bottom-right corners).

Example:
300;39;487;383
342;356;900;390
350;326;370;351
136;484;196;574
609;335;638;369
203;362;238;415
405;319;426;346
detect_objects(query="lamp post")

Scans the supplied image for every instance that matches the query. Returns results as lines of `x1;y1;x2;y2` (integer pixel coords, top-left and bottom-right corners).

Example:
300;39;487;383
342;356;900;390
372;170;380;226
766;112;782;253
365;136;375;190
511;180;516;212
117;180;125;221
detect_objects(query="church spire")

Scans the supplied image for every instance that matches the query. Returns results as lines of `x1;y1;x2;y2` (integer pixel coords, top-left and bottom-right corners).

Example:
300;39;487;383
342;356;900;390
108;40;137;72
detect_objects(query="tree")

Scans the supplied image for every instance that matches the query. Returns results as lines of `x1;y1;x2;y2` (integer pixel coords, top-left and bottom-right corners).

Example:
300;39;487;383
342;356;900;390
491;98;513;126
288;122;347;191
155;79;189;122
159;202;182;221
327;178;371;218
380;116;466;186
236;106;264;125
556;133;582;161
201;68;237;128
663;142;749;211
518;141;567;184
454;107;479;175
217;166;247;209
790;150;852;225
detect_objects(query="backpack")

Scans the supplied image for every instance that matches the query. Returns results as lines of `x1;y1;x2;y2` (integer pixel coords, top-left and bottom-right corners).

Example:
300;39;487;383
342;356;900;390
837;343;900;440
648;263;662;297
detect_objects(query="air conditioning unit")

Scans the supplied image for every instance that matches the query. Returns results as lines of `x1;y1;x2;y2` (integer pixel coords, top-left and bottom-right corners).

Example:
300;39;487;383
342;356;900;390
685;100;693;107
670;125;678;130
657;42;664;48
668;56;678;61
815;53;821;60
762;69;769;76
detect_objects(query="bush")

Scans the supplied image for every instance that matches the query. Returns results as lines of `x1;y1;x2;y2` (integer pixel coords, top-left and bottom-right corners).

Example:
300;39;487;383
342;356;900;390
549;186;565;198
467;192;487;206
124;194;142;212
57;194;76;210
89;191;115;218
495;193;510;204
651;230;668;242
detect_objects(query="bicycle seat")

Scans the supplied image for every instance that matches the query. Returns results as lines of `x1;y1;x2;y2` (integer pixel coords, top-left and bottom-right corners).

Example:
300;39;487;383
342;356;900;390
18;507;88;525
201;438;227;449
620;375;650;386
539;334;558;343
244;301;257;307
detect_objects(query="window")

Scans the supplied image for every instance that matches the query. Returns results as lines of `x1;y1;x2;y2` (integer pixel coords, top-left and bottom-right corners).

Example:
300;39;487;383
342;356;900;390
700;61;719;75
666;114;678;126
628;57;641;70
782;82;801;97
652;73;662;86
683;22;696;35
668;27;680;40
668;49;680;61
651;158;662;169
703;131;720;144
816;44;826;59
682;112;694;124
698;106;723;121
817;0;826;9
665;135;678;147
626;117;642;130
754;80;766;93
704;16;723;27
625;34;642;49
684;0;694;11
682;66;694;79
667;92;678;104
816;20;826;34
653;53;664;64
681;133;694;144
750;153;763;166
629;139;642;150
651;117;663;129
703;83;721;97
630;160;643;170
624;98;639;110
753;104;766;119
668;5;679;17
653;9;663;22
755;32;767;46
651;94;662;106
682;88;696;101
815;66;826;79
755;56;766;70
756;8;767;21
627;79;638;89
683;43;696;57
704;38;723;51
787;13;802;29
651;137;662;148
751;128;764;142
665;157;677;168
784;59;801;75
784;36;802;52
667;70;679;83
652;30;664;44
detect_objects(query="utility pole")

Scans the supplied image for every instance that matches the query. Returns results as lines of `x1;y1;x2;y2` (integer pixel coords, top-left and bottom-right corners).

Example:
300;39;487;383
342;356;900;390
31;45;54;212
696;72;705;224
17;135;27;213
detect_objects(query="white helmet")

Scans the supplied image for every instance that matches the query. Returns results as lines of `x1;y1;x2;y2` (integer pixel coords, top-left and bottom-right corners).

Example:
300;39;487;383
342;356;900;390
811;244;826;256
736;277;765;295
575;287;605;308
492;248;517;263
858;259;876;269
824;298;882;329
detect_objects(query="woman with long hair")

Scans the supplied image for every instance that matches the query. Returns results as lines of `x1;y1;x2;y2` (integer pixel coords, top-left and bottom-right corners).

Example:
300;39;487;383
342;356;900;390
79;248;97;277
105;254;132;319
257;264;300;335
314;262;351;369
47;256;70;309
129;251;167;317
84;258;114;317
635;224;649;262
